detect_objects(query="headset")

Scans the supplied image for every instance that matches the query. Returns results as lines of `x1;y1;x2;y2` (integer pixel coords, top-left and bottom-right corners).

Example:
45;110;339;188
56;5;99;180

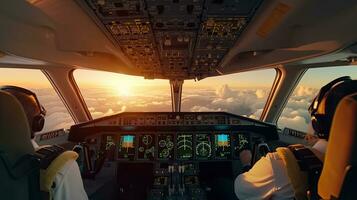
308;76;352;139
0;85;46;133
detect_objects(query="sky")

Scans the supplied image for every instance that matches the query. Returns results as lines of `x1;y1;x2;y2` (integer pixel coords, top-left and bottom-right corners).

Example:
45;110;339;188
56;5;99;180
1;65;357;133
73;68;276;89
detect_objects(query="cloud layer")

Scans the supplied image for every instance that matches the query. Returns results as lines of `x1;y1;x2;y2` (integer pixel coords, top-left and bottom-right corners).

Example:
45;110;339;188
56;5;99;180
34;84;318;133
277;86;318;132
34;88;74;133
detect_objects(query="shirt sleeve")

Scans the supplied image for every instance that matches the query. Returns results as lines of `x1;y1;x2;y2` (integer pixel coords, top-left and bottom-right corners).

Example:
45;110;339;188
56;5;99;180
234;153;278;200
52;160;89;200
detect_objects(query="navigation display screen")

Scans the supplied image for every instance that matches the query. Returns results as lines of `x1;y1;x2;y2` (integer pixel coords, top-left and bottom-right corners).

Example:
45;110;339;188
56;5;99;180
158;134;174;160
215;134;231;158
118;135;135;159
233;133;249;157
138;134;155;160
196;134;212;159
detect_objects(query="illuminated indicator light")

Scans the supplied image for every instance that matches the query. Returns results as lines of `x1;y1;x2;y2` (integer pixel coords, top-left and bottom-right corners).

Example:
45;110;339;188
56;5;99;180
215;125;229;130
217;134;229;147
122;135;134;148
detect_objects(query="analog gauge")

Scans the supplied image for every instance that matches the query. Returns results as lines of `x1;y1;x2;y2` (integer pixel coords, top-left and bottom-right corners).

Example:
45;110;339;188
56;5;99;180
139;146;145;152
142;135;153;145
177;134;193;159
196;142;211;158
159;140;166;148
166;141;173;149
158;134;174;159
161;149;170;158
138;134;155;160
195;134;212;159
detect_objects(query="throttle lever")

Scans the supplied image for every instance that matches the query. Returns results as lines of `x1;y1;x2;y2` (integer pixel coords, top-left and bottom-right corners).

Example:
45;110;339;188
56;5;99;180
178;165;185;195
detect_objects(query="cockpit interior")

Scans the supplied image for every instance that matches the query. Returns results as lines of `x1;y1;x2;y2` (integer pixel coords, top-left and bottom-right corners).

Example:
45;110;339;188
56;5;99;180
1;0;357;199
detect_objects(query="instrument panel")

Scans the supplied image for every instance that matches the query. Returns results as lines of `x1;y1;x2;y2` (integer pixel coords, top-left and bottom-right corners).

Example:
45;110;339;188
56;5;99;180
94;131;251;161
69;112;279;157
70;112;278;200
69;112;278;162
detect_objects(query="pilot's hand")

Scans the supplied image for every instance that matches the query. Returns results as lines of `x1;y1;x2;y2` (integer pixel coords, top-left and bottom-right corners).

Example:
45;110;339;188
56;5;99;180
304;134;319;146
239;149;252;167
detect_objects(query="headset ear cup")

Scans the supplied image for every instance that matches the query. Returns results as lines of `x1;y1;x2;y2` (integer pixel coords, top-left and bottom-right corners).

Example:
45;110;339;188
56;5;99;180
312;115;329;139
32;115;45;132
311;116;320;134
318;116;328;139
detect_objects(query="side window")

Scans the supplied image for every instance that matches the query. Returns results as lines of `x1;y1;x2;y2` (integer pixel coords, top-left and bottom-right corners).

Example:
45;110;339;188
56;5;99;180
0;68;74;132
278;66;357;132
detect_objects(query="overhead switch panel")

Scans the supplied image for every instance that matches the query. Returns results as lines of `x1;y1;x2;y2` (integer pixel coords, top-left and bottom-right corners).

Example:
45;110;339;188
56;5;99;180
82;0;263;79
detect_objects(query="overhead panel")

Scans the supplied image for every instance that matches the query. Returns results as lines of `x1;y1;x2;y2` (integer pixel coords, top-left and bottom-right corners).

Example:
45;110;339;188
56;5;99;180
81;0;263;79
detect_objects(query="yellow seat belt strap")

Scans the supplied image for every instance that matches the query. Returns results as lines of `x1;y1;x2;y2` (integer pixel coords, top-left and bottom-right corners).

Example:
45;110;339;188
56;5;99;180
276;146;308;200
40;151;78;198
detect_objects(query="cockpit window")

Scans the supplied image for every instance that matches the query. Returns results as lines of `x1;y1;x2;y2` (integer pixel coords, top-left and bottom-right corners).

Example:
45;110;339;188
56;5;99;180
182;69;277;119
74;69;171;119
0;68;74;132
278;65;357;132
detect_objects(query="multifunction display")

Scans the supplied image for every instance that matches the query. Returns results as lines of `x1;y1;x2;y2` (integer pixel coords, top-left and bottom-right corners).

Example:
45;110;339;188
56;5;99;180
115;132;250;161
118;135;136;159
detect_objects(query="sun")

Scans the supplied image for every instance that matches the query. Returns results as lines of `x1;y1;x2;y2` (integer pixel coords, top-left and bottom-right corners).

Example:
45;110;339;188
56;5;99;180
115;85;132;97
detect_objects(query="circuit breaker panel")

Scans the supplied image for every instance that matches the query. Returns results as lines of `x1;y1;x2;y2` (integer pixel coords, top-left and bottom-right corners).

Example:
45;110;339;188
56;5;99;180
81;0;263;79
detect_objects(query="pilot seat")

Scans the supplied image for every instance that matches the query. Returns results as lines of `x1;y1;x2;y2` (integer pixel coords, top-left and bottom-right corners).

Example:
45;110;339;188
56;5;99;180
318;93;357;199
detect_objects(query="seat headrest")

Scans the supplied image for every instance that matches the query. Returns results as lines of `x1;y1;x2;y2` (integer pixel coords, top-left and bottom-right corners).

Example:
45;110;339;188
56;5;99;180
0;91;34;164
318;93;357;199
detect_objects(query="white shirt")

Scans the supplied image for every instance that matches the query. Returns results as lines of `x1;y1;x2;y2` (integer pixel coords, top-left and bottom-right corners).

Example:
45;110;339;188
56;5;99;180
234;139;328;200
31;140;88;200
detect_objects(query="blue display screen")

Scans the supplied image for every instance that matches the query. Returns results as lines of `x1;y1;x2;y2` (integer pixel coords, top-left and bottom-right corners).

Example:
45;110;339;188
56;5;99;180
123;135;134;142
217;134;229;147
122;135;134;148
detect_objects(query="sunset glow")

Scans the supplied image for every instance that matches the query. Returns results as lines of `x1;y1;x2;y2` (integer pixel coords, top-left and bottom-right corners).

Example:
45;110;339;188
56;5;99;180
1;66;357;133
114;84;133;97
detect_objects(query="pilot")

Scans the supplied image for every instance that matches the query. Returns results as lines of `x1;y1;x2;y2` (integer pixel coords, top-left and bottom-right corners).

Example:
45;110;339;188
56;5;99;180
235;76;356;200
0;86;88;200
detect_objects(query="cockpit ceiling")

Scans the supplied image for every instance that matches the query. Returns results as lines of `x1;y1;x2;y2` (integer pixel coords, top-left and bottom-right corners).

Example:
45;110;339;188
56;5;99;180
79;0;263;80
1;0;357;79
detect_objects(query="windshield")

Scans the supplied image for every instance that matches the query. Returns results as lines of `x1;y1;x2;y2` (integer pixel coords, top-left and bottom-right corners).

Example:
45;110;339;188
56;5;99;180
74;70;171;119
74;69;276;119
182;69;276;118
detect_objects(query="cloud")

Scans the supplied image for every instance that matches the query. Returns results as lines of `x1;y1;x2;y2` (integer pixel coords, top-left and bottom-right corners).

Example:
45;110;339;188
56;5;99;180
278;116;309;132
249;109;263;119
296;86;318;97
182;84;268;117
255;89;266;99
33;84;319;134
190;106;224;112
216;84;235;98
277;86;319;132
